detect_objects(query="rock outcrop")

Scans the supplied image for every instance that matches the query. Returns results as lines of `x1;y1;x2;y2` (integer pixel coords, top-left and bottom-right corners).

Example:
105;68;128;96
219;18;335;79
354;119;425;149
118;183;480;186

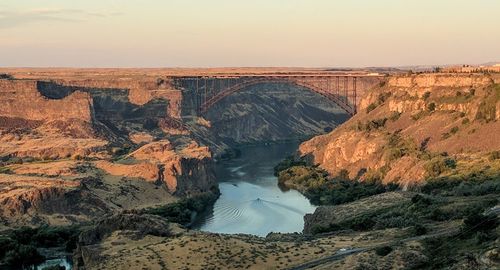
0;73;218;228
300;73;500;187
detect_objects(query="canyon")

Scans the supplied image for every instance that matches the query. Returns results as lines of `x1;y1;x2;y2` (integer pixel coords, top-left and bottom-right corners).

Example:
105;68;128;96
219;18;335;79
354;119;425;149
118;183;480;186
0;69;498;270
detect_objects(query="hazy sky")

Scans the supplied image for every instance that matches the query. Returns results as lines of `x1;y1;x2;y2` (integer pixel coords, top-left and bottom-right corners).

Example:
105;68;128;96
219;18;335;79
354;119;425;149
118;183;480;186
0;0;499;67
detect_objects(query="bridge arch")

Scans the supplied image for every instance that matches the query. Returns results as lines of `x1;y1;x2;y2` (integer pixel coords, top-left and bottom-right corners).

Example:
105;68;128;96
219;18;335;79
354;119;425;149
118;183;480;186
173;75;373;117
198;77;357;115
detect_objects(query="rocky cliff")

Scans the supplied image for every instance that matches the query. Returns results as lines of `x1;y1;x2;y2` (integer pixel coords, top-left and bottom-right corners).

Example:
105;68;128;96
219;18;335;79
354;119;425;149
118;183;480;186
299;73;500;187
0;74;217;228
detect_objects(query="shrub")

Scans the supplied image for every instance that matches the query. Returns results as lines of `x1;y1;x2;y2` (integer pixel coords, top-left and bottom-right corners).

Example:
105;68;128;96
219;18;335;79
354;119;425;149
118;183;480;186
427;102;436;112
461;118;470;125
422;91;431;100
363;168;384;183
377;92;392;104
411;194;432;206
145;193;218;224
450;126;459;134
389;111;401;121
411;110;427;121
305;178;390;206
489;151;500;161
143;118;159;130
273;156;306;176
462;213;498;234
412;224;428;236
375;246;393;256
424;156;456;178
337;169;350;180
0;167;12;174
4;245;44;267
0;73;14;80
385;133;417;161
366;103;377;113
356;118;387;132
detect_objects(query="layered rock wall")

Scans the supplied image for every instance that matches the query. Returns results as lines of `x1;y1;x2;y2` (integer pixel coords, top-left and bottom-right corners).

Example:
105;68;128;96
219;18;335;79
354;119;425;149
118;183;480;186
0;80;94;122
300;73;500;187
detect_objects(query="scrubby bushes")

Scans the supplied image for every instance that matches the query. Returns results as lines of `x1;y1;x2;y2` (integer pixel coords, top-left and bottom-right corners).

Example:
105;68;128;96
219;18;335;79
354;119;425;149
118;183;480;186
310;189;498;235
145;192;218;224
276;164;396;206
273;156;307;176
366;103;377;113
366;92;392;114
0;225;81;268
384;132;418;162
388;111;401;121
426;102;436;112
356;118;388;132
424;155;456;178
305;179;395;206
375;246;393;256
489;150;500;161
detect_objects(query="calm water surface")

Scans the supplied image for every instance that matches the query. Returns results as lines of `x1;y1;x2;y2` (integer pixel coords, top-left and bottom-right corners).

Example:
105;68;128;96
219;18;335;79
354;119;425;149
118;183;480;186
193;142;316;236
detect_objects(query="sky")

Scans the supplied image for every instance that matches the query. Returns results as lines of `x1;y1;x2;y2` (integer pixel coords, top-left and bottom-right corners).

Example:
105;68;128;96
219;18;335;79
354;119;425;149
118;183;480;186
0;0;499;68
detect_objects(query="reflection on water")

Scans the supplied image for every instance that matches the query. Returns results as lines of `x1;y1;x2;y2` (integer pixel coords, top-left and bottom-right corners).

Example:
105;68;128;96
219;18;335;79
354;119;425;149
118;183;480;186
35;257;72;270
192;142;316;236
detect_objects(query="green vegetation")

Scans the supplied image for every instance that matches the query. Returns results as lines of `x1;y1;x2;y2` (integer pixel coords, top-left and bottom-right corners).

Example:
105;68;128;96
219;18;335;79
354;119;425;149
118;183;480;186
276;165;397;206
435;89;476;104
411;110;429;121
356;118;387;132
309;186;498;235
424;155;456;178
366;103;377;113
366;92;392;114
145;192;218;224
273;156;306;176
422;91;431;100
384;132;418;162
411;224;428;236
420;211;498;269
0;73;14;80
489;150;500;161
375;246;393;256
426;102;436;112
441;126;459;140
0;225;81;268
388;111;401;122
0;166;12;174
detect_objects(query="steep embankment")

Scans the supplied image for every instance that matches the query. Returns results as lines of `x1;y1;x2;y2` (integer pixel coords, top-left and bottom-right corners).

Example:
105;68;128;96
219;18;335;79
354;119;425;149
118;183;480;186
0;77;217;228
299;73;500;188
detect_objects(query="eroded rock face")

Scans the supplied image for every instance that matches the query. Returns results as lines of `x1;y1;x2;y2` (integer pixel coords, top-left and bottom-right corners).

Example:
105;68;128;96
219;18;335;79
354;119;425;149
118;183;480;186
74;213;173;270
129;140;217;195
0;80;95;123
0;74;217;228
0;173;111;226
300;73;500;186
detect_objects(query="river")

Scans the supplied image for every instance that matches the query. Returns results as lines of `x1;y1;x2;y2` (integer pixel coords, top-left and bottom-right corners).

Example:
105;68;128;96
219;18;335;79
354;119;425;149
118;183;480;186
192;142;317;236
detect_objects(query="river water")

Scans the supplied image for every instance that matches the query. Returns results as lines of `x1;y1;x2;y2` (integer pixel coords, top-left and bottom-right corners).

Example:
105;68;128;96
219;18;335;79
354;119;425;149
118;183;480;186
192;142;316;236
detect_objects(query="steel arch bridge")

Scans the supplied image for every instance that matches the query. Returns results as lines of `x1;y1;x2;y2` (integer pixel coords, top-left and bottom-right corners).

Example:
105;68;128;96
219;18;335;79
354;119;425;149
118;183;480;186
173;74;380;116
